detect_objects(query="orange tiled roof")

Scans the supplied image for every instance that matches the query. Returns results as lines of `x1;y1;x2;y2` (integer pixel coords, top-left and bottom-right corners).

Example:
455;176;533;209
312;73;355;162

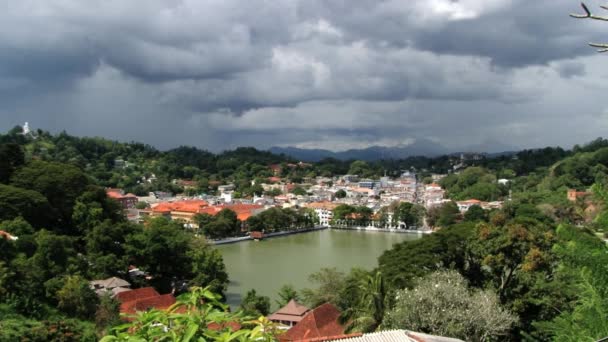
152;200;209;213
106;190;124;199
197;203;263;221
280;303;345;342
115;287;160;304
120;294;176;315
0;230;17;240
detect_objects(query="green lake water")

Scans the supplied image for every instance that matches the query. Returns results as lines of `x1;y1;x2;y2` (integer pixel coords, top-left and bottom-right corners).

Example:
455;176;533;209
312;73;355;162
215;229;421;309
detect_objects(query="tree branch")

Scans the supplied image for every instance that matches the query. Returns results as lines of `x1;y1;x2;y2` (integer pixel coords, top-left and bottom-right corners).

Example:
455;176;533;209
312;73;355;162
572;3;608;52
570;2;608;21
590;42;608;53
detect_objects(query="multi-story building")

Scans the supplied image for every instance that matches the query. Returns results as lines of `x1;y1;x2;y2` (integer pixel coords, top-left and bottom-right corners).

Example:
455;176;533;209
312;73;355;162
106;189;138;209
304;202;340;227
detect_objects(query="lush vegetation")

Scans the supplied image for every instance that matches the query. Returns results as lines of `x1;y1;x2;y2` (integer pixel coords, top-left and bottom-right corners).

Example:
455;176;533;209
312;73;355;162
101;287;280;341
0;138;230;339
3;128;608;341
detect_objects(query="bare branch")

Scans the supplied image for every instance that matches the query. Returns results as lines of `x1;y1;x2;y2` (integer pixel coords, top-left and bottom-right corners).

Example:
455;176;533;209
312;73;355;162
572;2;608;52
570;2;608;21
590;42;608;53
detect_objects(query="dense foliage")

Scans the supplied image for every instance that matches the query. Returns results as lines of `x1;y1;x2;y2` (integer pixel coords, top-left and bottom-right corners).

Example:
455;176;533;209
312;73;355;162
382;270;517;341
101;287;280;341
0;138;231;339
3;128;608;341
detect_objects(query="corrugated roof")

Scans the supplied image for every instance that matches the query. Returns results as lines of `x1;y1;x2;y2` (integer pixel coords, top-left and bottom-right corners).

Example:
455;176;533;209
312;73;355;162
326;330;465;342
327;330;414;342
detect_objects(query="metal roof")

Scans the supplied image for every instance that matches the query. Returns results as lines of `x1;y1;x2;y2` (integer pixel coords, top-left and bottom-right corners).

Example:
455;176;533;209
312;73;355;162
327;330;465;342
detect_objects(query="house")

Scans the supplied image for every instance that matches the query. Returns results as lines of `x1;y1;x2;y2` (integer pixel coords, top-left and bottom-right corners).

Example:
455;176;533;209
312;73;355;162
114;287;176;318
174;179;198;190
279;303;346;342
0;230;18;241
304;202;340;227
358;180;377;189
270;164;283;175
90;277;131;296
567;189;591;202
106;188;139;209
456;199;483;212
425;183;442;191
268;299;311;327
218;184;236;193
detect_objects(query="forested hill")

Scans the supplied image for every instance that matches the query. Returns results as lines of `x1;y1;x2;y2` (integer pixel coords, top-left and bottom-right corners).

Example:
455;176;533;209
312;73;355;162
3;127;605;197
0;127;298;197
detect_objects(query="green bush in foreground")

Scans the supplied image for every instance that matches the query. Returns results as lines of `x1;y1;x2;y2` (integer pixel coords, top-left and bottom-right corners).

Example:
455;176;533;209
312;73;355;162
101;287;280;342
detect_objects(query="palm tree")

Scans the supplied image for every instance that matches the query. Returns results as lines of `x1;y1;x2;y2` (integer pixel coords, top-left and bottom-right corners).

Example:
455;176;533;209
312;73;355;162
341;271;387;333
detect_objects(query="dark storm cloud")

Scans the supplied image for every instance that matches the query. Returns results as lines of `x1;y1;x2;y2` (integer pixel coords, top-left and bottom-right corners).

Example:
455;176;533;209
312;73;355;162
1;0;607;152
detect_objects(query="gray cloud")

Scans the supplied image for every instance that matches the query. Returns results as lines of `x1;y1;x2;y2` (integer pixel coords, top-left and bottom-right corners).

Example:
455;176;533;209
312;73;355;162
0;0;607;152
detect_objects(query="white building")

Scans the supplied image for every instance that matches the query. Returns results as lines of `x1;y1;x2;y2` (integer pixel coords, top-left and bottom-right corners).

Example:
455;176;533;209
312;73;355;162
303;202;339;227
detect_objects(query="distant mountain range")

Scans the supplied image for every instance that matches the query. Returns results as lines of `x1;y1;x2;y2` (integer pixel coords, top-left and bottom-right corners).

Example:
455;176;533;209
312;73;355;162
270;138;451;162
270;138;519;161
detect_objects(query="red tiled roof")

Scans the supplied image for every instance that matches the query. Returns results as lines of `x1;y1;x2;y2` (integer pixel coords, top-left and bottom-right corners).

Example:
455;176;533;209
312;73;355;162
0;230;17;241
198;204;263;221
120;294;176;315
152;200;209;213
115;287;159;304
107;191;123;199
280;303;345;342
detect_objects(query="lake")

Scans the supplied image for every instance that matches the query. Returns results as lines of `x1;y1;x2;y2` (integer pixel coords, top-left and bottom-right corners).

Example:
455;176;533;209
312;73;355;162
215;229;422;309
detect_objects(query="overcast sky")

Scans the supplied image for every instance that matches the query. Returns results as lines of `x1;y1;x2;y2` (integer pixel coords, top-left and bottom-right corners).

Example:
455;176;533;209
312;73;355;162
1;0;608;152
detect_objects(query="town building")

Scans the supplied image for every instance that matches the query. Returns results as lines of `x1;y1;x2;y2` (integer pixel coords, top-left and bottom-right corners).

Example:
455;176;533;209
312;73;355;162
456;199;483;212
304;202;340;227
114;287;176;318
106;188;139;209
268;299;311;327
0;230;18;241
90;277;131;296
279;303;346;342
567;189;591;202
139;200;264;228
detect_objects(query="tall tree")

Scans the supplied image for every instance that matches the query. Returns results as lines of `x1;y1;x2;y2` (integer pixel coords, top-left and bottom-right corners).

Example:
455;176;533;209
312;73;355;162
240;289;271;317
382;270;516;341
0;143;24;183
11;160;90;231
276;284;301;307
